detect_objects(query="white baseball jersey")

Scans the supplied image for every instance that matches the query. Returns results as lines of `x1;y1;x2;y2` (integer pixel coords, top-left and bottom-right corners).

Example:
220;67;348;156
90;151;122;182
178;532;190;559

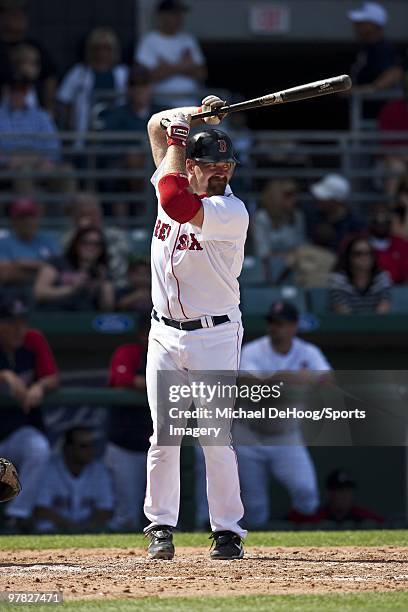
150;161;249;320
35;456;114;532
240;335;331;373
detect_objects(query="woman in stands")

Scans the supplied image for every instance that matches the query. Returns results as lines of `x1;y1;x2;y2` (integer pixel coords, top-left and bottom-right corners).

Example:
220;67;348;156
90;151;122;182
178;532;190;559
34;226;114;311
328;236;392;314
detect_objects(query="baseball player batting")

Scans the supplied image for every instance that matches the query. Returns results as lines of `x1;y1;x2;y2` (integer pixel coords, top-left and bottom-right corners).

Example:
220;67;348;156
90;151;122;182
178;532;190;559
143;95;248;560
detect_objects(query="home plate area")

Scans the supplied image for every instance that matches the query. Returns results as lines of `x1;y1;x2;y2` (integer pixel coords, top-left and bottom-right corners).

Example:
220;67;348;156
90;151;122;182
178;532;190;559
0;547;407;600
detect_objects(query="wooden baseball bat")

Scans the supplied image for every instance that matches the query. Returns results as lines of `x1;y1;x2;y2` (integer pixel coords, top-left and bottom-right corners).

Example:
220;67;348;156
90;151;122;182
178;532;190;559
160;75;352;128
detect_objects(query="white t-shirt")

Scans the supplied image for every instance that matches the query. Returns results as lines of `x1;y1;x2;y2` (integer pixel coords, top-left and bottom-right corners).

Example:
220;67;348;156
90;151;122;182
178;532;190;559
35;456;114;532
240;335;331;373
150;161;249;319
57;63;129;134
135;30;205;106
238;335;331;437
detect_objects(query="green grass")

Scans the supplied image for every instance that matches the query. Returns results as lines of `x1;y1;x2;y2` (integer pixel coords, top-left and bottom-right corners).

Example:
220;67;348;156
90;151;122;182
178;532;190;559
0;529;407;550
2;593;408;612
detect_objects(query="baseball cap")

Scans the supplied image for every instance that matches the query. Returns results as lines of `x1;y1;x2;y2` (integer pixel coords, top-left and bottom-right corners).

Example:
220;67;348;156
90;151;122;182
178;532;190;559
266;301;299;323
310;174;351;202
9;198;40;218
348;2;388;27
326;469;356;490
0;295;29;320
157;0;188;12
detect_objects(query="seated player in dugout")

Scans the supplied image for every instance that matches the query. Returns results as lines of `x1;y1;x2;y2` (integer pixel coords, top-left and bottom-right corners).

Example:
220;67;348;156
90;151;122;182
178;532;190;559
144;96;249;560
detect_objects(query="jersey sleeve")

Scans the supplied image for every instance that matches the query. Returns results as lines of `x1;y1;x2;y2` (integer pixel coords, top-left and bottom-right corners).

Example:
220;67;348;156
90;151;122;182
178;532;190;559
199;195;249;242
24;330;59;380
305;345;332;371
239;343;259;371
186;34;206;65
57;65;81;104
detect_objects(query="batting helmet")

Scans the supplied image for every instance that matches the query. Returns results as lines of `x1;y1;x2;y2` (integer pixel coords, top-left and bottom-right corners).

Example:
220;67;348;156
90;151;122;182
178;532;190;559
186;129;239;163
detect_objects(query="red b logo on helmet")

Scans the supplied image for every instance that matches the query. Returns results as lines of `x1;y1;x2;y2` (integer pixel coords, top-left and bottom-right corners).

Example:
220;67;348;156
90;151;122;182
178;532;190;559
218;139;227;153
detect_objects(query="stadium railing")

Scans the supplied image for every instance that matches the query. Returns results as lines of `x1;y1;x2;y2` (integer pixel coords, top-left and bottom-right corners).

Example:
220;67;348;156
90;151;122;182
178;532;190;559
0;129;406;235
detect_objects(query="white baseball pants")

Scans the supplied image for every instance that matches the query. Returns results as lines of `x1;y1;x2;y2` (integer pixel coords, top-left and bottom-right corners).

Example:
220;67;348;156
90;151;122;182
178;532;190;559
144;314;247;538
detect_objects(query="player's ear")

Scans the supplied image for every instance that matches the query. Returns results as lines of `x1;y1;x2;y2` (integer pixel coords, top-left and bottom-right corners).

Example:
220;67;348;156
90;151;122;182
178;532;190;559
185;158;194;174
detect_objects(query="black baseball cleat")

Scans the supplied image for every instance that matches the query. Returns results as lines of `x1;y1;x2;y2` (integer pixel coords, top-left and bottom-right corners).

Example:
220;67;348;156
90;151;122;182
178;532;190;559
145;525;175;560
209;530;244;560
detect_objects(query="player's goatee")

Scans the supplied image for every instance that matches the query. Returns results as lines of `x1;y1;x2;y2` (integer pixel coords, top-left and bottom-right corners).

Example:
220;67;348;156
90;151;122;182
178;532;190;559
207;175;228;196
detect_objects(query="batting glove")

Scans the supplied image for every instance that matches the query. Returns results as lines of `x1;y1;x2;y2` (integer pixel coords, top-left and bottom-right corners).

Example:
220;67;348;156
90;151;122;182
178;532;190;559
166;113;191;148
199;95;227;125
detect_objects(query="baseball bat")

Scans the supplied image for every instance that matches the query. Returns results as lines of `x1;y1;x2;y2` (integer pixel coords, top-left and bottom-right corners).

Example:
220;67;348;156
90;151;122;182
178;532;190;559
160;74;352;128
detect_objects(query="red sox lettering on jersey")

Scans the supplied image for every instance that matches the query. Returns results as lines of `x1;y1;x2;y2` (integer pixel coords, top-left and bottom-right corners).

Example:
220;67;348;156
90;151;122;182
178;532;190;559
154;219;203;251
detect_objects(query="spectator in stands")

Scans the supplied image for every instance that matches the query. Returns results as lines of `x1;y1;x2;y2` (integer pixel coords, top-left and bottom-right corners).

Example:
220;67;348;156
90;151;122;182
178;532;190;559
348;2;403;94
57;27;128;140
288;224;337;288
378;71;408;194
100;63;152;133
33;226;114;311
0;198;60;287
294;469;384;525
309;174;365;251
34;427;114;533
328;236;392;314
99;64;152;220
105;319;152;531
367;204;408;283
0;295;58;532
252;179;306;284
63;191;131;289
0;65;61;167
115;258;152;313
392;175;408;237
135;0;207;109
195;301;330;530
0;0;57;112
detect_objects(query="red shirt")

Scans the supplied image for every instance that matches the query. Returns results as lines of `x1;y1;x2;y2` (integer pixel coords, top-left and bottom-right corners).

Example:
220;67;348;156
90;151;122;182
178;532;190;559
0;328;58;438
108;343;151;452
108;344;143;388
379;100;408;147
373;236;408;284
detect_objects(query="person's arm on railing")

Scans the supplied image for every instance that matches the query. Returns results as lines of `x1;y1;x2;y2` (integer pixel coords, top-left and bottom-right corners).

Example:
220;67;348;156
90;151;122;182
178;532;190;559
33;263;87;303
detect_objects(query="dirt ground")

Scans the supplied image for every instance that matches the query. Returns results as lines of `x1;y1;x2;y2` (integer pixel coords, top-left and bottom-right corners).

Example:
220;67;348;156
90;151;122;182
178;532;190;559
0;546;407;600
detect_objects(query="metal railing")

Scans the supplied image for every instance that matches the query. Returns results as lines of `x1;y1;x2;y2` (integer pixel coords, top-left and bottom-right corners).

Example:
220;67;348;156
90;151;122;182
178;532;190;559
0;128;407;231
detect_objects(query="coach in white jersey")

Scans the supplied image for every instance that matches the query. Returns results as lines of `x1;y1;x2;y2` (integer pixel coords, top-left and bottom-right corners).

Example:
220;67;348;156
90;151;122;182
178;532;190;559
236;301;331;528
144;96;248;560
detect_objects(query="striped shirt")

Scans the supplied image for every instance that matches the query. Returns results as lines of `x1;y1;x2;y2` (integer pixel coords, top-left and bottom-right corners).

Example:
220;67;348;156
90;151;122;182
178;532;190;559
328;271;392;313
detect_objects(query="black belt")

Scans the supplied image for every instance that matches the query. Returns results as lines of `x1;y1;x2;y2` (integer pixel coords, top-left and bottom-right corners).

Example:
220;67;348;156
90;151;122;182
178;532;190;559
152;309;230;331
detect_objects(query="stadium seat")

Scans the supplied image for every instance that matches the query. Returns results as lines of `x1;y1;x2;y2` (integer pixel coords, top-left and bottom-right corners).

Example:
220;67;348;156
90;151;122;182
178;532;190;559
391;286;408;313
240;286;306;316
307;287;330;314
